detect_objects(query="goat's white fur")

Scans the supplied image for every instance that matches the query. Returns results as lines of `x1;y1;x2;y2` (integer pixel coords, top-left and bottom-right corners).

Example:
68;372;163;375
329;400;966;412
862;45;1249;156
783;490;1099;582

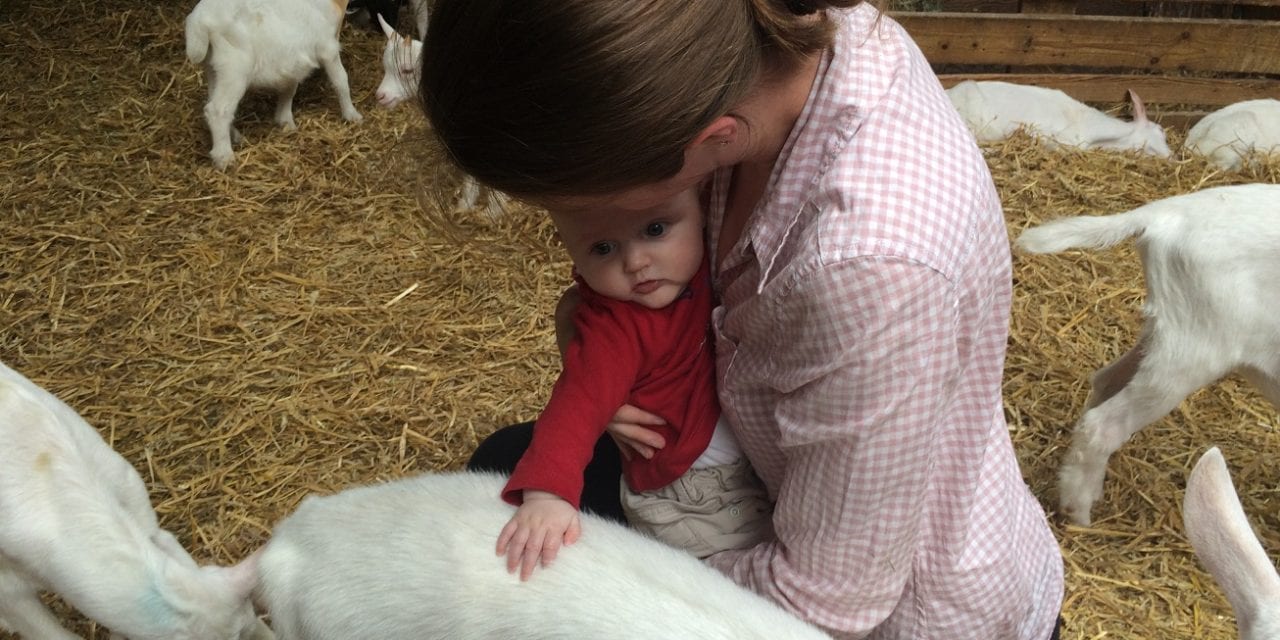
373;14;507;219
1183;446;1280;640
0;361;272;640
185;0;362;170
1015;183;1280;526
1185;99;1280;172
947;80;1171;157
245;470;833;639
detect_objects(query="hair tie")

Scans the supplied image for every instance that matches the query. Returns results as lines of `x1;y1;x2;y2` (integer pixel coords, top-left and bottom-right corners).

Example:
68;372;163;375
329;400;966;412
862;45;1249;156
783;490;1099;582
785;0;818;14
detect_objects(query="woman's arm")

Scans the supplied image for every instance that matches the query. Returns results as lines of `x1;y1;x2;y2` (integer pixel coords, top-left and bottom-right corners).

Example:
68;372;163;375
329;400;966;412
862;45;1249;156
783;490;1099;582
707;257;962;636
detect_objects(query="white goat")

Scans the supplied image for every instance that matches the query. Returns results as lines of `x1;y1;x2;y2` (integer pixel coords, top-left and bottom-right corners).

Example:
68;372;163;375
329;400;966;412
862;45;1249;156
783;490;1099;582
243;470;833;640
947;80;1172;157
0;361;271;640
1015;183;1280;526
1184;446;1280;640
1185;99;1280;172
373;15;507;218
185;0;363;170
373;14;422;110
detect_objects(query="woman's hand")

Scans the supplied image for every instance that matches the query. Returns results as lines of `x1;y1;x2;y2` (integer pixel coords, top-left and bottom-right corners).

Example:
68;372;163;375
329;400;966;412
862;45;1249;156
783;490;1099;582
496;490;581;581
606;404;668;461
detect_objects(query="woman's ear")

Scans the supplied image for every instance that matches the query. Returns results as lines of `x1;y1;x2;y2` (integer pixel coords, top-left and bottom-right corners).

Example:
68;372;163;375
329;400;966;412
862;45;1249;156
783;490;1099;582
690;116;739;148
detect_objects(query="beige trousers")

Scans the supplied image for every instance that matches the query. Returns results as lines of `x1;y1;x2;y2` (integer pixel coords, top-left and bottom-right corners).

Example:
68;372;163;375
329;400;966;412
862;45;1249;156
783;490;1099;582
620;459;774;559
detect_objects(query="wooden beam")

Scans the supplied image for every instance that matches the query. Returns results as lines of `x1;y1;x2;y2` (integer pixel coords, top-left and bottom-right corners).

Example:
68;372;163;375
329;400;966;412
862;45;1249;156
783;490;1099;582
894;12;1280;74
1103;0;1280;4
1020;0;1077;13
936;73;1280;106
935;1;1020;11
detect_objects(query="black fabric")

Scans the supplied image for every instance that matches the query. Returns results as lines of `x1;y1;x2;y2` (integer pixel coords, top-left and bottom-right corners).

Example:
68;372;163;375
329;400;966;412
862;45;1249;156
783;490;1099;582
1049;615;1063;640
466;421;626;523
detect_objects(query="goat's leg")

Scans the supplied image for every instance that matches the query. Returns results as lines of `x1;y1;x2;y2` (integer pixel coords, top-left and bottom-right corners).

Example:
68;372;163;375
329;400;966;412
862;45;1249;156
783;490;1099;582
275;81;300;131
321;52;362;123
1081;331;1150;412
204;67;250;170
1240;363;1280;409
455;177;482;212
0;568;80;640
1058;339;1226;526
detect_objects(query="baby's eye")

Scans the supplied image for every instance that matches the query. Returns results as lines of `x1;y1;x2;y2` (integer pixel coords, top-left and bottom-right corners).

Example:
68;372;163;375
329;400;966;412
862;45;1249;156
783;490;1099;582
644;222;667;237
590;242;615;256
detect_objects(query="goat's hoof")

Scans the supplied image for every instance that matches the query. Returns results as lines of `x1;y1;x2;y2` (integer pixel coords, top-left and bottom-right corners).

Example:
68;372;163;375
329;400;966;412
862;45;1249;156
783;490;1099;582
1057;499;1093;527
210;151;235;171
1058;468;1100;527
343;110;363;123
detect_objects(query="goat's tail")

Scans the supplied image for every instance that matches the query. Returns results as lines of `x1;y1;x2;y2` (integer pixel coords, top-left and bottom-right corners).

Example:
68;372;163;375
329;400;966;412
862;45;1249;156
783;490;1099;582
1015;206;1155;254
184;10;212;65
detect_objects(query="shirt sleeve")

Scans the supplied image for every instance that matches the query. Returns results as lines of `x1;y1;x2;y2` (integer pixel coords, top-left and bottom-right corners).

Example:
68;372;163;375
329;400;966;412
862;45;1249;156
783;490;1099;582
502;302;643;508
706;256;962;638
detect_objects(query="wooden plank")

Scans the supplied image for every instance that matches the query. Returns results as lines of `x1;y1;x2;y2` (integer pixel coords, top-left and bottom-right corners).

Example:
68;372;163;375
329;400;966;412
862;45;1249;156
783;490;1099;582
1020;0;1077;13
935;1;1020;11
1106;0;1280;5
1152;110;1213;129
936;73;1280;106
895;12;1280;74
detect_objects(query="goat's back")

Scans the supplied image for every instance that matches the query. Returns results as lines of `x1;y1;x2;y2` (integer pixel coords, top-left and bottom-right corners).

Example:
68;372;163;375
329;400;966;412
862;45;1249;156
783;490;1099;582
255;471;832;640
0;361;157;553
185;0;345;87
1186;99;1280;171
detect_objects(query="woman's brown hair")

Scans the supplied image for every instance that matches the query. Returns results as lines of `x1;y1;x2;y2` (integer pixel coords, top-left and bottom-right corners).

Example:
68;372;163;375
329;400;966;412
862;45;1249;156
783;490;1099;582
421;0;878;199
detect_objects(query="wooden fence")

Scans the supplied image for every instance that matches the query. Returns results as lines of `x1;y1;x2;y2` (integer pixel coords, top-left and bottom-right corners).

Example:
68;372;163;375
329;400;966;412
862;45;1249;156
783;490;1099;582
892;0;1280;126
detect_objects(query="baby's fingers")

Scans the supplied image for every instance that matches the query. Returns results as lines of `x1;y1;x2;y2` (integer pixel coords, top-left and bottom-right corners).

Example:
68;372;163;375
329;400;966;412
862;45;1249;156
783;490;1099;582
496;519;519;555
540;534;562;569
504;528;531;574
520;530;547;581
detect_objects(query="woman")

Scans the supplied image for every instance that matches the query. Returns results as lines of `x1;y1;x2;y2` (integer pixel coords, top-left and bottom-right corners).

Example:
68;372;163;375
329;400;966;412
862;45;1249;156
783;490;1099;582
420;2;1064;638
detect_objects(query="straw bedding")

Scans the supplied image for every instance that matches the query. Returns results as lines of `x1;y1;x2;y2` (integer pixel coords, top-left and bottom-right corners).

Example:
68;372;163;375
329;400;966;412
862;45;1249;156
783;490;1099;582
1;1;1277;638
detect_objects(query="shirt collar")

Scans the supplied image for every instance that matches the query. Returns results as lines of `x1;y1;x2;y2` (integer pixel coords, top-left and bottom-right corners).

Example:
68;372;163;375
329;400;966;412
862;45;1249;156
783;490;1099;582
710;8;870;292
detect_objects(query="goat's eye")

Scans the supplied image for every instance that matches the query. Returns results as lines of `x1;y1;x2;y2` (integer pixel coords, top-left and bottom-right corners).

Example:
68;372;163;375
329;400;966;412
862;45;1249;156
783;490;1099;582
400;67;414;75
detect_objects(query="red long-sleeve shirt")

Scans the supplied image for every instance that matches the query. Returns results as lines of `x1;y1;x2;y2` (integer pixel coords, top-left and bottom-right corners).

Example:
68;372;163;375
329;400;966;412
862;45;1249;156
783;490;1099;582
502;259;719;508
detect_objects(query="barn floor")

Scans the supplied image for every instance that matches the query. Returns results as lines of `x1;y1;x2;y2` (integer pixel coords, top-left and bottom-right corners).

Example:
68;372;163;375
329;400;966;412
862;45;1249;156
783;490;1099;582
1;1;1277;638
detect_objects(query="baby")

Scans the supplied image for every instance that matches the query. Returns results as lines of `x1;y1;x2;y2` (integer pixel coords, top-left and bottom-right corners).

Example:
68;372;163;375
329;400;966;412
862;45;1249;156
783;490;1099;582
497;187;772;579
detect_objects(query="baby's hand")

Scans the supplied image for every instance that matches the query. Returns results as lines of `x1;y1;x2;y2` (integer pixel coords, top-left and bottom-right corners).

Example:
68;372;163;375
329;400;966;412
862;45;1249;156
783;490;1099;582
496;490;581;581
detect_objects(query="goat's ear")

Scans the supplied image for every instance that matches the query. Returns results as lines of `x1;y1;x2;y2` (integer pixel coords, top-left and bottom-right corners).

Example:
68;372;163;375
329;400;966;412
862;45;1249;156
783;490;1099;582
377;13;395;38
1184;447;1280;634
1128;89;1149;124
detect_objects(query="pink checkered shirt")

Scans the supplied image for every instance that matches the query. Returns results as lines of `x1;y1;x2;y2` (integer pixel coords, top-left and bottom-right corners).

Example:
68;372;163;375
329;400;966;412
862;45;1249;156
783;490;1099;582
702;6;1063;639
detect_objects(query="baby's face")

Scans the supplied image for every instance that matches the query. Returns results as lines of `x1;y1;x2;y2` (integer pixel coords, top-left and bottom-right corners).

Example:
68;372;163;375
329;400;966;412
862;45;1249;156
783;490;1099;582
550;188;704;309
